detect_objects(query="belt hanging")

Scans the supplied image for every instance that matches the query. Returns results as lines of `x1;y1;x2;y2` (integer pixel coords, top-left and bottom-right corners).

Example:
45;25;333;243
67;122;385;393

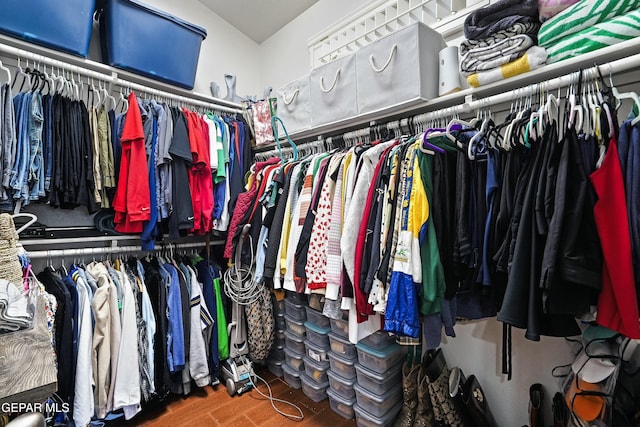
502;322;512;380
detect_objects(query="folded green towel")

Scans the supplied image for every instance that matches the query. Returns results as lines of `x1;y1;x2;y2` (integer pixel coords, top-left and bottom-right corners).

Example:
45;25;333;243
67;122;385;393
546;9;640;63
538;0;640;48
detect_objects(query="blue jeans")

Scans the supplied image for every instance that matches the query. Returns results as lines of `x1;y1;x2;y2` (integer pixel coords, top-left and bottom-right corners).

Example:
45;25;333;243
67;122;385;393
27;93;44;201
0;85;16;202
10;92;30;202
44;95;54;192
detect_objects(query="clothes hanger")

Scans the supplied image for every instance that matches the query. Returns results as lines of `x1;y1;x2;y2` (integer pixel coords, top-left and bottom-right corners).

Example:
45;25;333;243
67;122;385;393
446;109;479;148
39;63;53;96
102;80;117;110
88;77;100;108
538;85;560;137
272;115;298;162
0;59;10;85
606;63;640;126
83;76;91;106
42;64;53;95
591;66;614;139
60;257;68;277
505;88;525;148
419;129;445;155
567;72;583;132
117;86;129;114
468;103;492;159
65;71;74;99
25;66;42;94
12;213;37;234
514;87;534;147
525;84;543;143
11;57;31;93
54;65;66;95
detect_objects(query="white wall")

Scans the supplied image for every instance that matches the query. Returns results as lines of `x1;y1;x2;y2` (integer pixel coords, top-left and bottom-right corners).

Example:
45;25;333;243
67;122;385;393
440;319;575;427
88;0;262;98
258;0;371;93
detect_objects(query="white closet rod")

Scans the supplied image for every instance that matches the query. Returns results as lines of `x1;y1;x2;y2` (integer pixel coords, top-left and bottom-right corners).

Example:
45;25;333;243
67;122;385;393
121;79;242;114
0;42;243;114
0;43;116;84
418;51;639;122
26;241;219;260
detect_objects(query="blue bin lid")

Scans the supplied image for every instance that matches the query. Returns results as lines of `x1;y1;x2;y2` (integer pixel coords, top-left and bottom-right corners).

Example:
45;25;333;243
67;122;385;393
304;321;330;335
99;0;207;39
355;341;403;358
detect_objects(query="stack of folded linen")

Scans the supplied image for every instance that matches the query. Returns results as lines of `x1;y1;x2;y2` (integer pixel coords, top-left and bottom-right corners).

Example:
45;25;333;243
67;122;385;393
539;0;640;64
461;0;546;87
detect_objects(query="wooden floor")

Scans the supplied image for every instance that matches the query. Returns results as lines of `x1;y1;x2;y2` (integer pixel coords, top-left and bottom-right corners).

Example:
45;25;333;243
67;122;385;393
109;366;359;427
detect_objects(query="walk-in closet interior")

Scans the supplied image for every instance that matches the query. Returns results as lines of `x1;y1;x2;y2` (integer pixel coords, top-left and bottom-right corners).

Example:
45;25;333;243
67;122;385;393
1;0;640;426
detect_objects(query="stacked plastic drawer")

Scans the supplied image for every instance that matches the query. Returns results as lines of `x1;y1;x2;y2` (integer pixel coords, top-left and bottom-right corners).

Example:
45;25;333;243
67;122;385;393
267;295;286;377
326;316;358;419
353;332;407;427
282;293;308;389
300;305;331;402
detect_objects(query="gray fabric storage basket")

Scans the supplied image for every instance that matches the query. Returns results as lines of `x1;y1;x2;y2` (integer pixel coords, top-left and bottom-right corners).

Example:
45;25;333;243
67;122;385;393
310;54;358;127
356;22;446;114
277;74;311;135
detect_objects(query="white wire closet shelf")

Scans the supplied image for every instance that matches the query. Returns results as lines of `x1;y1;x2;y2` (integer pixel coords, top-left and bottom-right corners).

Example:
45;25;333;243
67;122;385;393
0;34;244;114
257;36;640;152
308;0;488;68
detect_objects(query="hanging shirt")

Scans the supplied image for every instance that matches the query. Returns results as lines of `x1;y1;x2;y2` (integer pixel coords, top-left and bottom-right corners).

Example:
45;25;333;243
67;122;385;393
168;109;194;238
186;266;211;387
325;154;350;302
113;92;151;233
386;144;427;338
164;263;185;373
307;154;344;290
591;134;640;338
112;266;141;420
71;269;94;427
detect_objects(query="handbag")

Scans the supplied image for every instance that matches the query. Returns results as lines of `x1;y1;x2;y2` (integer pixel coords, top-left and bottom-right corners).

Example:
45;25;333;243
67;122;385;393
252;99;275;146
245;284;275;362
449;367;498;427
423;350;466;427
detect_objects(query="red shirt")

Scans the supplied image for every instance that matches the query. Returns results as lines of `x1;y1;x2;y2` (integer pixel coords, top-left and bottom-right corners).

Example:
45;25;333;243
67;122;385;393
590;135;640;338
113;92;150;233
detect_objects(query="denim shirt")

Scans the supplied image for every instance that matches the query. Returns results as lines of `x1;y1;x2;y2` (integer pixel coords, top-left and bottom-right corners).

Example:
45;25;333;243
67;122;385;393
164;263;185;373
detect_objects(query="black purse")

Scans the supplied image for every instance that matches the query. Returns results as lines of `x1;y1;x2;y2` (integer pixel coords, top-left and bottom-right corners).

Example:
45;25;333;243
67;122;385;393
449;367;498;427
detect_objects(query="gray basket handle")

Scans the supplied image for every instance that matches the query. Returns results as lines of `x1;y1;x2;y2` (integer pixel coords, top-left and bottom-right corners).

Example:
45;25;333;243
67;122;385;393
320;69;341;93
282;88;300;105
369;44;397;73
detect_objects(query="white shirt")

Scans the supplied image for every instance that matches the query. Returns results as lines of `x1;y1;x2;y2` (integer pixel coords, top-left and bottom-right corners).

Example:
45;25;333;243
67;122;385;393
73;273;95;427
112;268;141;420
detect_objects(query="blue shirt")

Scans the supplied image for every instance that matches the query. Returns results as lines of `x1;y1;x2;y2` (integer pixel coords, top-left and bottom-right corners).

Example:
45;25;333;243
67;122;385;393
164;263;185;373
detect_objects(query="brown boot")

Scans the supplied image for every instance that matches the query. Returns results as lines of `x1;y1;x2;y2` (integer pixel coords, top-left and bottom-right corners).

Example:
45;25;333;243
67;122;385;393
394;361;420;427
413;366;435;427
529;384;544;427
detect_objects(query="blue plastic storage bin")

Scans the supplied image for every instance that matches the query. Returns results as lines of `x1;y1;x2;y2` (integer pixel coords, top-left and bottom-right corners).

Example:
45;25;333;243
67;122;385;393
0;0;96;57
98;0;207;89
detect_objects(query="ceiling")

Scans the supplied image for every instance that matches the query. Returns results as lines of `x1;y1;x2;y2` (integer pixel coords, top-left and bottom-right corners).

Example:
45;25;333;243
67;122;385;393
199;0;319;44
